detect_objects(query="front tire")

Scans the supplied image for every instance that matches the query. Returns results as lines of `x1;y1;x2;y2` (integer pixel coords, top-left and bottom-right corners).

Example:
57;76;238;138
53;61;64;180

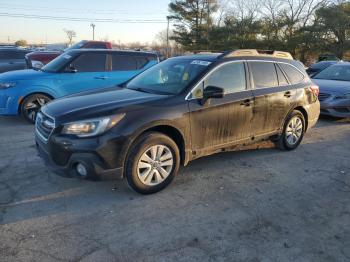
125;132;180;194
276;110;305;151
21;94;51;124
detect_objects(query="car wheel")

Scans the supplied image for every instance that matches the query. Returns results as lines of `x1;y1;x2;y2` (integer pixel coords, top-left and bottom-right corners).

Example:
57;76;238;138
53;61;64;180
276;110;305;151
21;94;51;124
125;132;180;194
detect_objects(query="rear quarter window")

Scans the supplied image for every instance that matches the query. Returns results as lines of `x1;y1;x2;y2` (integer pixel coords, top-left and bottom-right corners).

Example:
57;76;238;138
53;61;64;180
135;57;150;69
280;63;305;84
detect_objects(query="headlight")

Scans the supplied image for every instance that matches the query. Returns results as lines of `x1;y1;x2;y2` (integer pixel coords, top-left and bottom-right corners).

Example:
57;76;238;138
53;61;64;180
31;60;44;69
335;93;350;100
62;114;125;137
0;82;16;89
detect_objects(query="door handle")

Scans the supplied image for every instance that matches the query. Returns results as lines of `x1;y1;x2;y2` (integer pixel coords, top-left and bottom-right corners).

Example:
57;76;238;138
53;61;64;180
240;99;252;107
94;76;109;80
284;91;292;98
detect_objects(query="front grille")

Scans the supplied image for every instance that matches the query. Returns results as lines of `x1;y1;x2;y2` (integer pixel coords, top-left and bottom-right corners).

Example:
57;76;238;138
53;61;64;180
318;93;332;101
35;111;55;142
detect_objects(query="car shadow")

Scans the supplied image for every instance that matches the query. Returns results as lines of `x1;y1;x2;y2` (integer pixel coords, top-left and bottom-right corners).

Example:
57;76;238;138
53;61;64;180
1;118;349;226
318;115;350;125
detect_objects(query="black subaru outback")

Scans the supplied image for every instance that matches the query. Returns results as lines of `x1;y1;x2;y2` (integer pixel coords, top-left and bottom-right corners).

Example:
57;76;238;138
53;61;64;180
36;50;320;194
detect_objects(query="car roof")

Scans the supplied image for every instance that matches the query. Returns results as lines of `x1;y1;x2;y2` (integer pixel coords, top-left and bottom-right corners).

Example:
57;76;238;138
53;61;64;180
171;53;222;61
327;62;350;67
0;48;30;52
65;49;158;57
170;50;298;63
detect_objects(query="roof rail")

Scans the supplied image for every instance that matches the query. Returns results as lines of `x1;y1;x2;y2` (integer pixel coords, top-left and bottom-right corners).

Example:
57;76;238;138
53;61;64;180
224;49;293;60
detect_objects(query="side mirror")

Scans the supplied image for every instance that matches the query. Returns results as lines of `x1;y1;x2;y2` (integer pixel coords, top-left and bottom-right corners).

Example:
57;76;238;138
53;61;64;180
203;86;225;99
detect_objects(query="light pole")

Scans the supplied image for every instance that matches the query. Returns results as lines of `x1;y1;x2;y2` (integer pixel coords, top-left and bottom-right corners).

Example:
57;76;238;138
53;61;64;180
90;23;95;40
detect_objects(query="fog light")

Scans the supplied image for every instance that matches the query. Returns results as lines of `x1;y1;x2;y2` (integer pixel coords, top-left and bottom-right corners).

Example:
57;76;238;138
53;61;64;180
76;163;88;177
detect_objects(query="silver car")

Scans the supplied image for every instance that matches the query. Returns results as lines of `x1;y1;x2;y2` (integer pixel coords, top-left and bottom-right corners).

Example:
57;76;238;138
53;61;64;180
312;63;350;118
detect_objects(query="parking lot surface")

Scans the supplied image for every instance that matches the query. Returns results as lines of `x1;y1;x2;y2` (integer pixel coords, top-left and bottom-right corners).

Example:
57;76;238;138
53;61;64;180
0;116;349;262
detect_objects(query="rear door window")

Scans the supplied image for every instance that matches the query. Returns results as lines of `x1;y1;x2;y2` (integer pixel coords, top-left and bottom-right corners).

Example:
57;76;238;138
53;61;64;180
70;53;107;72
279;63;304;84
112;55;138;71
250;61;278;88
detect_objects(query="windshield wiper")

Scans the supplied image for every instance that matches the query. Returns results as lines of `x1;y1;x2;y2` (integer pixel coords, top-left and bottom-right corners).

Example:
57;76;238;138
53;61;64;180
129;87;153;94
128;87;172;95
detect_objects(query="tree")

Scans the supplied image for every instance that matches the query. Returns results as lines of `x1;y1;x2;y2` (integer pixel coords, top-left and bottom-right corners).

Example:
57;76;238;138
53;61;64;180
63;29;76;45
313;1;350;59
169;0;348;64
169;0;219;51
15;39;27;47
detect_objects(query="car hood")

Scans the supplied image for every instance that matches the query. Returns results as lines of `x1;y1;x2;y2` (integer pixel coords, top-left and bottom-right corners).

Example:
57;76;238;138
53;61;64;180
0;69;54;81
42;87;168;123
312;79;350;95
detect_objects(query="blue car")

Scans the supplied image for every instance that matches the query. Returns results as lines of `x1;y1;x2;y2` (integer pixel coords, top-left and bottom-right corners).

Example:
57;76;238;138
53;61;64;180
0;49;159;123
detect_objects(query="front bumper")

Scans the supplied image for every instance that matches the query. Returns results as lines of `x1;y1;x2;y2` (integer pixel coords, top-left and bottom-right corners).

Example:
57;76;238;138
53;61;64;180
35;131;128;180
320;108;350;118
320;99;350;118
0;91;19;115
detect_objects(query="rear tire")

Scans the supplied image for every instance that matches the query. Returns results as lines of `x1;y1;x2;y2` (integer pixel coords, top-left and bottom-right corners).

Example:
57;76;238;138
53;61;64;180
125;132;180;194
21;94;51;124
275;110;305;151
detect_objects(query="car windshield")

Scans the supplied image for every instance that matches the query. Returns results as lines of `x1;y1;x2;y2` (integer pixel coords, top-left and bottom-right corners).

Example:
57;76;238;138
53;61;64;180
126;58;211;95
41;53;73;73
310;62;334;70
313;65;350;81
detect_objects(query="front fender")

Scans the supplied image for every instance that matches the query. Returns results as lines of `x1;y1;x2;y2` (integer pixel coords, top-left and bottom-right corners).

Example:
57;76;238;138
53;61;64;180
15;85;60;114
20;85;59;99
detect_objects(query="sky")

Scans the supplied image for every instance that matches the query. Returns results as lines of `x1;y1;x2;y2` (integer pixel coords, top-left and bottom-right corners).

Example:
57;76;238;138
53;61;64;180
0;0;170;45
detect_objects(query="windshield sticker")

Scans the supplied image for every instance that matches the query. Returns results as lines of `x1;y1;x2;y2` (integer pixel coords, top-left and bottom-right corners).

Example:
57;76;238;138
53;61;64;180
191;60;212;66
63;54;72;59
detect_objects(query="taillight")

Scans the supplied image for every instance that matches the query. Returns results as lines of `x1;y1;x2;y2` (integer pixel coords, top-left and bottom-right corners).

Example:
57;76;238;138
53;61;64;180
310;83;319;97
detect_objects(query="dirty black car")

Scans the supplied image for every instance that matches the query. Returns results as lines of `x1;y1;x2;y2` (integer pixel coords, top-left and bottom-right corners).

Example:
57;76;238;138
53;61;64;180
35;49;320;194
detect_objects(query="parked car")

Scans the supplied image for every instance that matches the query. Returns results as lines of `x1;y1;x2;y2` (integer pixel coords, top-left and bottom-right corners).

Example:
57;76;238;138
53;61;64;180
0;49;159;123
35;49;320;194
25;40;113;69
318;54;340;62
312;63;350;118
306;61;338;77
0;48;32;73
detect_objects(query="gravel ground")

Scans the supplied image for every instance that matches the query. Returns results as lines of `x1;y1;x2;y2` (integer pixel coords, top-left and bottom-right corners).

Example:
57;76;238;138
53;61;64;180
0;116;349;262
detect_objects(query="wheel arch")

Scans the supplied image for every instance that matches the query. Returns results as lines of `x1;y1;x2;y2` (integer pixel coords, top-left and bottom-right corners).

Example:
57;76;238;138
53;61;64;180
293;106;309;131
18;91;55;114
138;125;187;166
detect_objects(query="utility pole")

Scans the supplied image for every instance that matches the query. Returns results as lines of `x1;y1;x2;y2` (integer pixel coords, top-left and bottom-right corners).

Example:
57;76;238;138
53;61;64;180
166;16;170;58
90;23;95;40
207;0;210;50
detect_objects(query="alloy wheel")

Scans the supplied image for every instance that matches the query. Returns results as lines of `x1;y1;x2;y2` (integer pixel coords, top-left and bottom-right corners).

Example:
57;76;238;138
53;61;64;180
24;97;50;122
285;116;303;145
137;145;174;186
